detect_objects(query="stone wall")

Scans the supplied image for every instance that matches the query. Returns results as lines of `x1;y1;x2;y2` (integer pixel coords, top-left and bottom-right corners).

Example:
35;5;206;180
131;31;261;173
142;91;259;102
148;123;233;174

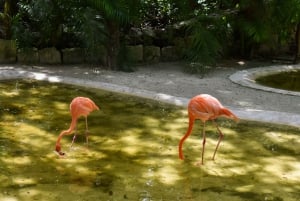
0;39;17;63
0;31;187;65
0;44;185;65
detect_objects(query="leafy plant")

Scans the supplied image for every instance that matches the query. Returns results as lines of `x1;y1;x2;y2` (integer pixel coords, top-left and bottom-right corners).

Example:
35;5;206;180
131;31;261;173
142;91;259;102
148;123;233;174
184;1;233;66
86;0;141;70
0;0;18;39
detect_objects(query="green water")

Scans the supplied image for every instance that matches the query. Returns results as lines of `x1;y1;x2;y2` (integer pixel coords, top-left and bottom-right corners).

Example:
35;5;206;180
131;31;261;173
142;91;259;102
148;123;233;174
255;70;300;92
0;79;300;201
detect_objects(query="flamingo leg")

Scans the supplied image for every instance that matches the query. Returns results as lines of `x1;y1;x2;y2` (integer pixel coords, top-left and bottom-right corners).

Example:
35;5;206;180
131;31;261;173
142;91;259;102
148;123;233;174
70;125;77;147
212;120;224;160
200;122;206;165
85;116;89;146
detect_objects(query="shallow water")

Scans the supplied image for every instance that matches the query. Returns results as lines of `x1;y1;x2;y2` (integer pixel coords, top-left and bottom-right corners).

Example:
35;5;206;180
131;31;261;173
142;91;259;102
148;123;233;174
255;70;300;92
0;79;300;201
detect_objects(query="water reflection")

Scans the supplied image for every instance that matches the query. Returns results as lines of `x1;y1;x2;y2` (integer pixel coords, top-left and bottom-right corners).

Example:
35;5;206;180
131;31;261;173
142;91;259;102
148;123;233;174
0;79;299;201
256;70;300;92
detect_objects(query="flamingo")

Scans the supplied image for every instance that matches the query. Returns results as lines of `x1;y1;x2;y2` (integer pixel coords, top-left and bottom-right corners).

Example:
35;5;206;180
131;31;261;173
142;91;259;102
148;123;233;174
55;97;99;156
178;94;238;165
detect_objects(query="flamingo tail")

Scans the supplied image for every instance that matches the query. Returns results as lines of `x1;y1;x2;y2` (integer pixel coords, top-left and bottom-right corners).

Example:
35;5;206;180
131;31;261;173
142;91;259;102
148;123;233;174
178;116;194;160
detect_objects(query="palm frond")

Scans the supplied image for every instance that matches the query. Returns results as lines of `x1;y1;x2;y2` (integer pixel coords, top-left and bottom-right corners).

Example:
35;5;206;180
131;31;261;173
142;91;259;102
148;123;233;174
185;18;222;65
87;0;136;24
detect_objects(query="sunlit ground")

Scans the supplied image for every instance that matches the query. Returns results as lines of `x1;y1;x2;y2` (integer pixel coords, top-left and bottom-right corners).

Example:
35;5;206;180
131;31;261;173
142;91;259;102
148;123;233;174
0;79;299;201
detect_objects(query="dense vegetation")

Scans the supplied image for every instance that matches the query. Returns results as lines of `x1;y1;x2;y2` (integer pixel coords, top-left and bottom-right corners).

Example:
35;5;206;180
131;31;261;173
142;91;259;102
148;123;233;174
1;0;299;70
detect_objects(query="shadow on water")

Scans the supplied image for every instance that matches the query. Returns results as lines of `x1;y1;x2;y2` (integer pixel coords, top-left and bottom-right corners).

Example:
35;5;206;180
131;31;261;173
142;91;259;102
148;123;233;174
0;79;300;201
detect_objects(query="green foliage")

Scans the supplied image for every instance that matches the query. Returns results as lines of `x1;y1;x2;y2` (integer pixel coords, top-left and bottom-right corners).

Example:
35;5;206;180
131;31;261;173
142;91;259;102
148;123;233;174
185;20;221;64
231;0;300;58
13;0;77;48
12;0;107;53
140;0;188;28
7;0;300;67
86;0;142;70
183;1;232;66
269;0;300;43
87;0;140;25
74;7;106;61
0;0;18;39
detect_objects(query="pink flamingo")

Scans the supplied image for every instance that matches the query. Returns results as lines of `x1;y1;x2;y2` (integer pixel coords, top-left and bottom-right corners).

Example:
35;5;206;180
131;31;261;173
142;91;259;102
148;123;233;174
179;94;238;165
55;97;99;156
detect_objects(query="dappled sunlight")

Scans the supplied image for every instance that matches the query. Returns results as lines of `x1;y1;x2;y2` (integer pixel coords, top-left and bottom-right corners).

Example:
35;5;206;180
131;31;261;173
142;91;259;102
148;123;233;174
0;79;300;201
31;72;62;83
263;131;300;154
118;132;145;155
12;177;36;187
3;156;32;167
261;156;300;183
52;101;69;112
1;90;19;97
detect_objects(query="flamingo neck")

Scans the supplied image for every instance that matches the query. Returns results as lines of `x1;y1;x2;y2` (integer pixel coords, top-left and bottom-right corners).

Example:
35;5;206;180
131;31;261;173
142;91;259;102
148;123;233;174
55;117;77;152
178;116;194;159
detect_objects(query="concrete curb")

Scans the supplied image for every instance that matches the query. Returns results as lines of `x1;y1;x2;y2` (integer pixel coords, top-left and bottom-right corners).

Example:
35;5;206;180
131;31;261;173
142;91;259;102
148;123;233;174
1;66;300;128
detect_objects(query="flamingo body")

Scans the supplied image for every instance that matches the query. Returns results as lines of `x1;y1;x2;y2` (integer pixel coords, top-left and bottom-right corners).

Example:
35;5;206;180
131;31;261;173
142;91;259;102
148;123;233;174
178;94;238;164
55;97;99;155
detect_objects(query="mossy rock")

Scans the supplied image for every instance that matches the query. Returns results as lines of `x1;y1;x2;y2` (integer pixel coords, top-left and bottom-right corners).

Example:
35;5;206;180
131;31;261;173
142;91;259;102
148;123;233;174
0;39;16;63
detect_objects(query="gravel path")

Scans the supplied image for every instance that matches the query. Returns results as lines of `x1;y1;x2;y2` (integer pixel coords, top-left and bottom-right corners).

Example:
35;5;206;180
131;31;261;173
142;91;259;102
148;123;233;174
1;62;300;127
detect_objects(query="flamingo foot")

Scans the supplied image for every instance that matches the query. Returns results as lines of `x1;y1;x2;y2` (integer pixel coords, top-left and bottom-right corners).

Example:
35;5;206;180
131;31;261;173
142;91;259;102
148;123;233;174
195;161;204;166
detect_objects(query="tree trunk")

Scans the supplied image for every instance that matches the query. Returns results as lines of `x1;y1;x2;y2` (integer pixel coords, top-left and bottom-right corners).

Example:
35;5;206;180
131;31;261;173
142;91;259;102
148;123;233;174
2;0;18;39
293;23;300;64
105;20;120;70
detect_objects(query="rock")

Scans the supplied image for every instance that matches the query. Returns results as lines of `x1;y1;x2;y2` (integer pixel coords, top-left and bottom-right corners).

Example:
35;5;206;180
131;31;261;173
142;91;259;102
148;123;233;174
62;48;85;64
143;46;160;63
126;45;143;63
161;46;179;61
39;47;61;64
85;45;107;65
126;27;143;45
0;39;16;63
142;28;155;46
173;37;186;58
17;48;39;64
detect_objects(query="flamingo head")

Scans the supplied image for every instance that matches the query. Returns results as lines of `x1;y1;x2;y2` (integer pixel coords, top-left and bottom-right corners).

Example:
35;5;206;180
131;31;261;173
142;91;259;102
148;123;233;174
55;144;65;156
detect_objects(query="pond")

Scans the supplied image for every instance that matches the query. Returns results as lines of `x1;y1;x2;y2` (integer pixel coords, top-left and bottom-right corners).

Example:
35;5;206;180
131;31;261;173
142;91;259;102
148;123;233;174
255;70;300;92
0;79;300;201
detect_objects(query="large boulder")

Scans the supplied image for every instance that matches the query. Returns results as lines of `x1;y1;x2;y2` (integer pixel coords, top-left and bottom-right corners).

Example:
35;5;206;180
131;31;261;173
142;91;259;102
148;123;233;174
62;48;85;64
17;48;39;64
143;46;160;63
173;37;186;59
85;45;107;65
126;45;143;63
161;46;179;61
39;47;61;64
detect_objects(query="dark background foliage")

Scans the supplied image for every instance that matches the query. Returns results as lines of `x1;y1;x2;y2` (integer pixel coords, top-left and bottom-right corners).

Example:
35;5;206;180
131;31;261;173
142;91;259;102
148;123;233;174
1;0;300;70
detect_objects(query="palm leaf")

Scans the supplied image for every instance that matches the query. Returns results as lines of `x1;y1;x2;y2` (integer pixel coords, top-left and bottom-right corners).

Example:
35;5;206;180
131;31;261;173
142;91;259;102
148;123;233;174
185;18;222;64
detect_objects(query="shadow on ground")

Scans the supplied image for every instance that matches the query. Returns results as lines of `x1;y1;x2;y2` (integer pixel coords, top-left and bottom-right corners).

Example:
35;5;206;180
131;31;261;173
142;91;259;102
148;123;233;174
0;79;299;201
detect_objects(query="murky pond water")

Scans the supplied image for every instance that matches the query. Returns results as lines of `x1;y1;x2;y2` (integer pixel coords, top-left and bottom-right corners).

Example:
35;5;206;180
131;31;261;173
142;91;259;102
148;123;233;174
0;79;300;201
255;70;300;92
